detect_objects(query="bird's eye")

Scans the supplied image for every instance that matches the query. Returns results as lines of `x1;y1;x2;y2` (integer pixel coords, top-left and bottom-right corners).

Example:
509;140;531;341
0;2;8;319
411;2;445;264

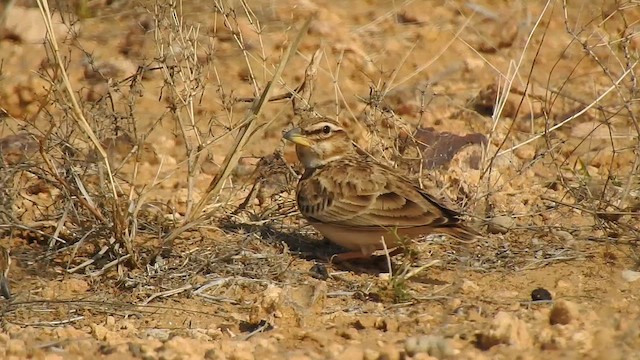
322;125;331;134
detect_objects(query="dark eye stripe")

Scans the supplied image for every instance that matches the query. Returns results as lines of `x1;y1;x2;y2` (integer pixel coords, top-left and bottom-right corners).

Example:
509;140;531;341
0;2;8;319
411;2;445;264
304;124;343;136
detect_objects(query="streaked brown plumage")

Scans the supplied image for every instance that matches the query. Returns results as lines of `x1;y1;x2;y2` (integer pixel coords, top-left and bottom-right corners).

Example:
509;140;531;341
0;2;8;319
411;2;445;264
284;117;479;260
0;245;11;299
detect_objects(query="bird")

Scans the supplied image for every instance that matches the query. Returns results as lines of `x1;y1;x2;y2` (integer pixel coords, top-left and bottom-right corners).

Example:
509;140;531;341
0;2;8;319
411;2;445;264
0;245;11;299
283;117;480;261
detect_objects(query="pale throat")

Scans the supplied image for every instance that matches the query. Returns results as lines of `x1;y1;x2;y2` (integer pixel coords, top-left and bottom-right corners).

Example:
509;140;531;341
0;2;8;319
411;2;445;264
296;144;346;169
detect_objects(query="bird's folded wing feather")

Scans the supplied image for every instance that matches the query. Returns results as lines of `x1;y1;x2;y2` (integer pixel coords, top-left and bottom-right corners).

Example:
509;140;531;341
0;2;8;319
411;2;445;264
297;162;458;229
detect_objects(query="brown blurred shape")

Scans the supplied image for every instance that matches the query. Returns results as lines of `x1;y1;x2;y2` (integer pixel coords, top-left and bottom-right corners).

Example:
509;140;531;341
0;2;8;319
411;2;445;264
411;127;487;169
0;133;39;166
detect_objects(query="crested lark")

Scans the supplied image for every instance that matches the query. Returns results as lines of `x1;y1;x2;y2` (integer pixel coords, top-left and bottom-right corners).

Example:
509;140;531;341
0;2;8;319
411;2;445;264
284;117;480;261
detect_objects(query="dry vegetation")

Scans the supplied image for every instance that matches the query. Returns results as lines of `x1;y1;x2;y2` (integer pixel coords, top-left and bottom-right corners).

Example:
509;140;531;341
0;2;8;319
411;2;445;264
0;0;639;358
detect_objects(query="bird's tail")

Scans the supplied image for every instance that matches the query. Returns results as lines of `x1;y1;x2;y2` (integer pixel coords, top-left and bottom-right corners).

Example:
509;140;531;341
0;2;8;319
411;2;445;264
438;222;482;243
0;274;10;299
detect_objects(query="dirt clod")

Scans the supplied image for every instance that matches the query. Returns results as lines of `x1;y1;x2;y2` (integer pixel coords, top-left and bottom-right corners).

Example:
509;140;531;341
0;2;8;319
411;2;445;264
405;335;456;358
476;312;532;350
6;339;27;357
550;300;579;325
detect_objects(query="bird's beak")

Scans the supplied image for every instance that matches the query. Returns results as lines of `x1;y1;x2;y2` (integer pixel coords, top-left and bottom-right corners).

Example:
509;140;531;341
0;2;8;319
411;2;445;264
0;276;10;300
284;127;312;147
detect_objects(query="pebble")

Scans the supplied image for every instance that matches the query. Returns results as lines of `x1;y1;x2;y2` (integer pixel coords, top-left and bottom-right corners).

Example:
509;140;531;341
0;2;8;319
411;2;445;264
285;354;311;360
5;324;22;337
460;279;480;294
467;308;484;322
43;354;66;360
229;349;254;360
621;270;640;282
91;323;109;341
448;298;462;313
555;279;572;292
531;287;553;301
415;354;439;360
514;145;535;160
6;339;27;356
377;345;401;360
374;318;399;332
339;328;360;340
340;346;364;360
0;332;10;344
161;336;218;359
405;335;456;358
487;215;515;234
476;311;532;350
145;328;171;341
128;343;143;358
251;337;277;353
326;343;345;358
553;230;574;242
363;348;380;360
106;316;116;327
204;349;225;360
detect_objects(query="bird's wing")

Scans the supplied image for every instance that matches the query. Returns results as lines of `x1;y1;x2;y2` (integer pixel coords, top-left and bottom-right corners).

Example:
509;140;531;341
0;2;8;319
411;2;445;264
297;159;460;229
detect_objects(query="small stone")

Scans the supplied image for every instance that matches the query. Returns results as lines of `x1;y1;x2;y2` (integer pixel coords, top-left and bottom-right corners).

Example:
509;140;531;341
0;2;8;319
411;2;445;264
204;349;224;360
162;336;221;359
378;273;391;281
2;6;73;44
621;270;640;282
339;328;360;340
531;287;552;301
514;145;535;161
460;279;479;294
340;346;364;360
494;290;519;300
6;339;27;356
43;354;66;360
91;323;109;341
201;156;220;176
448;298;462;312
260;285;284;313
128;343;143;357
229;350;254;360
255;340;279;357
106;316;116;327
405;335;456;358
145;328;171;341
476;311;532;350
467;308;484;322
285;354;311;360
374;318;399;332
553;230;574;242
555;279;572;292
99;344;117;355
411;353;440;360
327;344;345;358
363;348;380;360
487;215;516;234
549;299;578;325
378;345;401;360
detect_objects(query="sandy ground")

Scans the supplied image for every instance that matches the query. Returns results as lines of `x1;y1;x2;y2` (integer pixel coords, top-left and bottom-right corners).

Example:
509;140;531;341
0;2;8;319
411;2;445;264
1;0;640;359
